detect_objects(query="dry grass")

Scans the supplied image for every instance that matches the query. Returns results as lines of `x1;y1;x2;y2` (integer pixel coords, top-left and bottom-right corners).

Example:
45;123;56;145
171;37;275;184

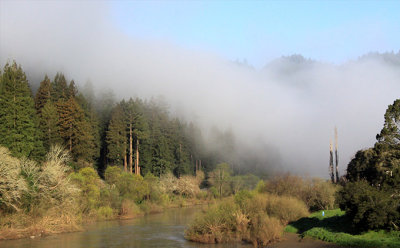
0;211;81;240
0;146;27;212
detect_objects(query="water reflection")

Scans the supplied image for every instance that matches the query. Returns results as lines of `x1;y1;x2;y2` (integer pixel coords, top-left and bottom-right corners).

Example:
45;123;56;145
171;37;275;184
0;207;251;248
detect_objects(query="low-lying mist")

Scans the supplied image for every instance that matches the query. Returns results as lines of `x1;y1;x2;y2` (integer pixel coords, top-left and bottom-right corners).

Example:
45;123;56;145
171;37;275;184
1;1;399;177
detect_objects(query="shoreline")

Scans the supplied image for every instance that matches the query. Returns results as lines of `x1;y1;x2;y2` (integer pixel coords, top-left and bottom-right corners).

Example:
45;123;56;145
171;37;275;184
0;199;212;241
270;233;346;248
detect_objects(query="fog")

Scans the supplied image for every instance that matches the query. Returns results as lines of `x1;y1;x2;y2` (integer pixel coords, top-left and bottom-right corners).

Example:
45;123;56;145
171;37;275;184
1;1;399;177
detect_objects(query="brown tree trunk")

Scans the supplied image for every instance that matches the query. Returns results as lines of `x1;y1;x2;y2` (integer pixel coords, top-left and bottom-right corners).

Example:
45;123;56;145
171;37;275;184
69;123;72;152
135;139;139;175
129;123;133;174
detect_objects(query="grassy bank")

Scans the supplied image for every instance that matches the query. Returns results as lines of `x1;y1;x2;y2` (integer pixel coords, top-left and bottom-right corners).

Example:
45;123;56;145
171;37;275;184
285;209;400;248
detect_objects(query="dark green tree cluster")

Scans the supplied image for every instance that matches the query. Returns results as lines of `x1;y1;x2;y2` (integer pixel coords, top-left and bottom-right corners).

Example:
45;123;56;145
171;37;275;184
0;62;99;166
1;60;260;180
105;98;200;177
338;99;400;230
0;62;44;160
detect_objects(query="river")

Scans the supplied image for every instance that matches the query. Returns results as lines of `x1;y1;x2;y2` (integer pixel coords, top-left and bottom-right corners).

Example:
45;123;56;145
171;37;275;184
0;207;252;248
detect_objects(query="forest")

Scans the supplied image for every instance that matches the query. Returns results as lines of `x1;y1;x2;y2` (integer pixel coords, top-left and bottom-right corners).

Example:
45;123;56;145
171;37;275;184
1;61;400;247
0;61;247;177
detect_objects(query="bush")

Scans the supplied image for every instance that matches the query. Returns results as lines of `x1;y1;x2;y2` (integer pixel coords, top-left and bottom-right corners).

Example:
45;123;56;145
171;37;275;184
265;173;336;211
117;173;149;203
337;180;400;230
70;167;101;213
0;146;27;212
104;166;122;185
160;172;201;198
97;206;114;220
185;192;306;245
265;194;309;224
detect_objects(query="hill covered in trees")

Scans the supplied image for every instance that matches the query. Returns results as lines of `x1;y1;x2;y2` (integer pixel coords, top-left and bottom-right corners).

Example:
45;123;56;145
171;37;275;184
0;61;269;178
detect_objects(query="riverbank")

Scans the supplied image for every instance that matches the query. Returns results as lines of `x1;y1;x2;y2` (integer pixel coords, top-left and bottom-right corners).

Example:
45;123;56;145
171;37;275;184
0;197;214;240
285;209;400;248
271;232;344;248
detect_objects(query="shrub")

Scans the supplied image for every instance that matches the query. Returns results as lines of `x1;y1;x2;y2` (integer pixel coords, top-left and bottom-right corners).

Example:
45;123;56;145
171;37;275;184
0;146;27;212
337;180;400;230
265;173;336;211
104;166;122;185
120;199;141;217
97;206;114;220
265;194;309;224
70;167;101;213
116;173;149;203
185;195;286;246
159;172;201;198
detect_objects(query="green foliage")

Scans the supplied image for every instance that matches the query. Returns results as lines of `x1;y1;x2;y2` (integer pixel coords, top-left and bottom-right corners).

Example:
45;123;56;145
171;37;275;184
104;165;122;185
340;99;400;231
97;206;114;220
208;163;232;197
70;167;101;213
337;180;400;230
38;101;61;150
286;209;400;248
0;61;44;160
106;104;126;167
377;99;400;147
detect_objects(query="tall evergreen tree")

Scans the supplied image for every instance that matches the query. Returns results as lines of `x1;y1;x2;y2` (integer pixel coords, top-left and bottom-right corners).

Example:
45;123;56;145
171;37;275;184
0;62;44;159
51;72;68;101
34;75;52;113
57;96;94;162
39;100;61;150
106;103;127;170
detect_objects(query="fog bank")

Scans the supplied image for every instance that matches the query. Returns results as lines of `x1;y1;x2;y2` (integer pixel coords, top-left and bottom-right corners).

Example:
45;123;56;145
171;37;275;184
1;1;400;177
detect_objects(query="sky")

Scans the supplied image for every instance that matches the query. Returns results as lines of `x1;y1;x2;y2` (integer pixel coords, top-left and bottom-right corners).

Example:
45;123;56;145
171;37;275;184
1;0;400;177
110;0;400;67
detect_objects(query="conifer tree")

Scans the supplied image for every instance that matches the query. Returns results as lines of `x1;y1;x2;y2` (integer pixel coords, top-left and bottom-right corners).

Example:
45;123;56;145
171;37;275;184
57;96;94;162
34;75;52;113
39;100;61;150
51;72;68;101
106;103;127;170
0;62;44;159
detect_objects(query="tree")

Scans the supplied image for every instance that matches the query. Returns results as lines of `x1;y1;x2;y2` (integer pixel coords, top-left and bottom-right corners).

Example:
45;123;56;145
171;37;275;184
376;99;400;147
57;96;95;162
339;98;400;230
0;62;44;160
34;75;52;113
125;98;149;175
209;163;232;198
39;101;61;150
51;72;68;101
106;104;127;170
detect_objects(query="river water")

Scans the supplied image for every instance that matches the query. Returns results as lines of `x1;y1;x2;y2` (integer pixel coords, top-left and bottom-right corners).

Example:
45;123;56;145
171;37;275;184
0;207;252;248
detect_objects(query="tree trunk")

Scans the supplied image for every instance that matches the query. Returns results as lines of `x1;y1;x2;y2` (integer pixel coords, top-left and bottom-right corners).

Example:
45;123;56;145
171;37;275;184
129;123;133;174
135;138;139;175
69;123;72;152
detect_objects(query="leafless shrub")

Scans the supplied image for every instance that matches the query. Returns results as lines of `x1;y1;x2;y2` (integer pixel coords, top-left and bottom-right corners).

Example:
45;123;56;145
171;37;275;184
0;146;27;212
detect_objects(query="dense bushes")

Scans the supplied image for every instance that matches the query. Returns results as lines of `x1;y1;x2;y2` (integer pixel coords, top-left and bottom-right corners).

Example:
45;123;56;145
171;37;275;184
338;180;400;230
261;173;337;211
185;191;308;246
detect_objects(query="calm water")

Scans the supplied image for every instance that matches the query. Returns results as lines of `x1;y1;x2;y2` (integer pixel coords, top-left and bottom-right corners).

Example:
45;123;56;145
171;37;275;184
0;207;251;248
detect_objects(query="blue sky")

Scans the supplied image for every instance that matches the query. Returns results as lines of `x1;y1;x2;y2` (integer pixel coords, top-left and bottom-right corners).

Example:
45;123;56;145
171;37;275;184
111;0;400;67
